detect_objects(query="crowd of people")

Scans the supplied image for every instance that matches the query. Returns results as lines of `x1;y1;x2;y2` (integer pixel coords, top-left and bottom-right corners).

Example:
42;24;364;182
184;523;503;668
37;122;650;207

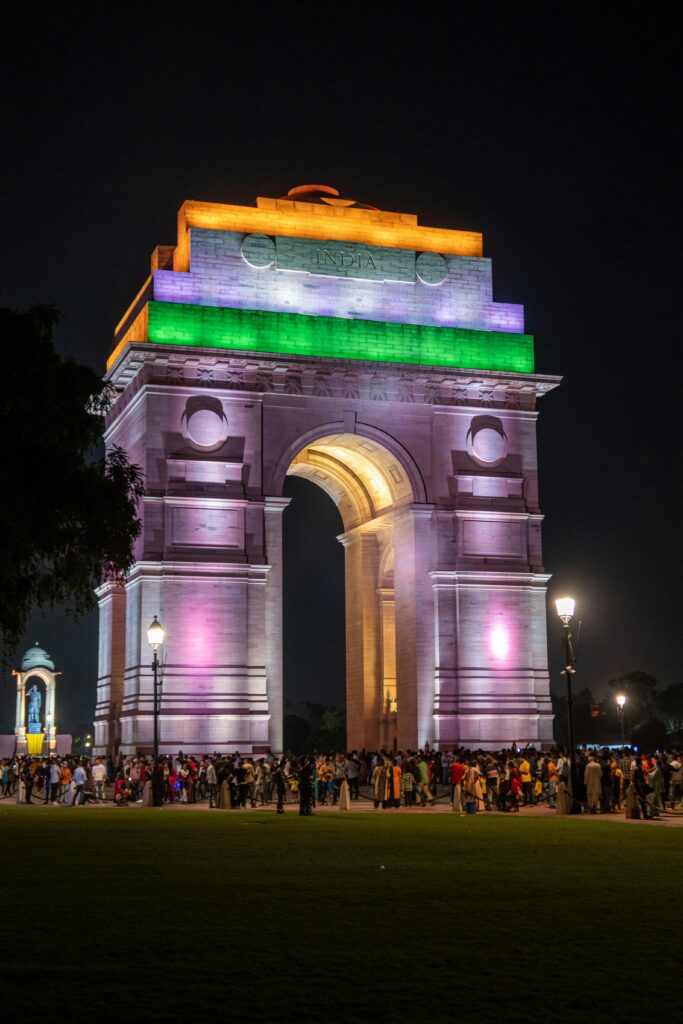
1;746;681;818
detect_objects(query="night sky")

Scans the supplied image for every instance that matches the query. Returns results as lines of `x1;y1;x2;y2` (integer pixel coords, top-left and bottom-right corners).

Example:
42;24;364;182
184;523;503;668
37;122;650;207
2;9;680;731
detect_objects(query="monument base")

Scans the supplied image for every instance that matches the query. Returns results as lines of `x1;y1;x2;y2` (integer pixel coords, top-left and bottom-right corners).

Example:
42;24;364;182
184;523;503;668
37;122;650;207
0;734;73;758
26;733;44;755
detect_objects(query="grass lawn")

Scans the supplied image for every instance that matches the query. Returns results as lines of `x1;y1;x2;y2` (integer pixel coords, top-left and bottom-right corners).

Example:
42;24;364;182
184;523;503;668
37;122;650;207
1;808;680;1022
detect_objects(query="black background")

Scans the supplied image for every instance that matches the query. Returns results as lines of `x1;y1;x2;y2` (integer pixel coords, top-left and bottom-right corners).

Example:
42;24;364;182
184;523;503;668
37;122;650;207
2;7;680;731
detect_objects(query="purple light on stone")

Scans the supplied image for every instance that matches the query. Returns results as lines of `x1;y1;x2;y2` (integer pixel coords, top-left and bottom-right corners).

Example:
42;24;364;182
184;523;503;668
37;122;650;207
180;614;220;669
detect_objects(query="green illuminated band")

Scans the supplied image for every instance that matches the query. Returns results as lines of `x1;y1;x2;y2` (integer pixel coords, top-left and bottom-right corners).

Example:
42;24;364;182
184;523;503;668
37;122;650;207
146;301;534;374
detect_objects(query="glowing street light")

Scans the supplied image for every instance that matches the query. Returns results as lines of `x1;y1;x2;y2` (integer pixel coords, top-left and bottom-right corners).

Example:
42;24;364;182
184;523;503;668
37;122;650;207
147;616;165;649
555;596;581;814
147;615;165;760
616;693;627;746
556;597;576;621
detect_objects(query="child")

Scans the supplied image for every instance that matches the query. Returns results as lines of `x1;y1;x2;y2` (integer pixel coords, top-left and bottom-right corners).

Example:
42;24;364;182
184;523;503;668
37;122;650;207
509;773;522;812
401;768;416;807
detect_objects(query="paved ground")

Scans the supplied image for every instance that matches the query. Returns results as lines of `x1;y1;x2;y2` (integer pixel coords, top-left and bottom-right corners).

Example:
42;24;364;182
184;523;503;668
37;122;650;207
4;791;682;825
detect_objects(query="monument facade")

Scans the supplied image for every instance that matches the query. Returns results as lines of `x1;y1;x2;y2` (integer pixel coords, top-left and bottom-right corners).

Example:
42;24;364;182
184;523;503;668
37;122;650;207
95;185;560;756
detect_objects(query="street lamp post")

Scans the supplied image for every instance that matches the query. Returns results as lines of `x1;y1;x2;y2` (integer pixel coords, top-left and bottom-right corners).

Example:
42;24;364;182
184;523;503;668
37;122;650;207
616;693;626;746
556;597;581;814
147;616;165;760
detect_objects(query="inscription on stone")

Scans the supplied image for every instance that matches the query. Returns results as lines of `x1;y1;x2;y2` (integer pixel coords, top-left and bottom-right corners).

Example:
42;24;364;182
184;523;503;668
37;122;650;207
274;235;416;283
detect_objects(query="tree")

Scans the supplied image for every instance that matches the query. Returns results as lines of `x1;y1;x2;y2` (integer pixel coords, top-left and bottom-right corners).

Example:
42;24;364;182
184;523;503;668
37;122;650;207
655;683;683;741
608;670;658;730
283;700;347;753
0;306;143;663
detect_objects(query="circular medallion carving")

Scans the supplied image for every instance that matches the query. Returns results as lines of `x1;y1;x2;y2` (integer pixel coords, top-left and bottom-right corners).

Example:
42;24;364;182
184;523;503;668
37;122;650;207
241;233;276;268
181;397;228;452
416;251;448;286
466;418;508;466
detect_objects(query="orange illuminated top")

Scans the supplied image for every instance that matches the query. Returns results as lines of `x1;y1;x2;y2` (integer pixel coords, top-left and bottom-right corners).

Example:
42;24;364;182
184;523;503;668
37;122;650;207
172;189;483;271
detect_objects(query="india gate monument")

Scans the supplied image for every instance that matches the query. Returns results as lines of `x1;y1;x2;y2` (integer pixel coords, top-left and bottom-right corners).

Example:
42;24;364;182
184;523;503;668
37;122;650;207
95;185;560;756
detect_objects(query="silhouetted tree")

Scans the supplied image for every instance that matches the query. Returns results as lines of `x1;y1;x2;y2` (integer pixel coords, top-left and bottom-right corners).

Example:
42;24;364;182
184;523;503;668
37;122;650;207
608;670;658;729
283;700;346;753
0;306;143;663
631;717;668;752
655;683;683;741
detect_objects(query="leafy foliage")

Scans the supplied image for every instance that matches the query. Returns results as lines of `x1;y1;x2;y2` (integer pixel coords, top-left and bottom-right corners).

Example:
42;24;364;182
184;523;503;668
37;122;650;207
0;305;143;662
608;670;658;726
283;700;347;753
655;682;683;738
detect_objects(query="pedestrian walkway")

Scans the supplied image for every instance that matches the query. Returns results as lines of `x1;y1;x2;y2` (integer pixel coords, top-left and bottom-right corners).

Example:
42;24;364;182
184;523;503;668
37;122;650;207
9;794;683;826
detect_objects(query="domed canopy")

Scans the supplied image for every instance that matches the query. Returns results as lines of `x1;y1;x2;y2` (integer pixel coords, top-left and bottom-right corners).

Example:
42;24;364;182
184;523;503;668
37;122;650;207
21;643;55;673
281;184;379;211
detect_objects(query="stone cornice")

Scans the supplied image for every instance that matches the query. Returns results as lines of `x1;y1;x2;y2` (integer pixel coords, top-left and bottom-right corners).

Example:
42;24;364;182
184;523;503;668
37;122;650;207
429;569;552;589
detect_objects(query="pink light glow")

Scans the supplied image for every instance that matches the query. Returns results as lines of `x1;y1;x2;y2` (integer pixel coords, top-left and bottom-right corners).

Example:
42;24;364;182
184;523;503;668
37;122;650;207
490;624;510;661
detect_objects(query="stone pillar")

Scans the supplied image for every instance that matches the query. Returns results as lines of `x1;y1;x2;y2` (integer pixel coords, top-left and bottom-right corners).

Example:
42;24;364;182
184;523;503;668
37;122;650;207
430;569;552;749
94;581;126;755
377;587;397;750
46;679;56;753
246;560;270;754
394;506;436;751
121;566;162;754
118;560;271;755
15;672;24;734
264;497;291;753
15;672;26;750
431;570;460;749
341;529;381;752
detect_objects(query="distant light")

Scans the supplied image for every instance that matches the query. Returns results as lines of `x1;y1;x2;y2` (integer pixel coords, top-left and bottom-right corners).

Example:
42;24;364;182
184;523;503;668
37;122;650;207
616;694;626;708
555;596;575;620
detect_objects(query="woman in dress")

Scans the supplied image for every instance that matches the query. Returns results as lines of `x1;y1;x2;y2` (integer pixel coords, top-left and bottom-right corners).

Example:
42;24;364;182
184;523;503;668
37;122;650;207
371;759;389;809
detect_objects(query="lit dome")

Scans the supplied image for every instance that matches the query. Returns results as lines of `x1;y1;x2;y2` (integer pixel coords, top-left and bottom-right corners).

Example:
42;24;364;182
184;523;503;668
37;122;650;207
21;643;55;673
281;184;379;211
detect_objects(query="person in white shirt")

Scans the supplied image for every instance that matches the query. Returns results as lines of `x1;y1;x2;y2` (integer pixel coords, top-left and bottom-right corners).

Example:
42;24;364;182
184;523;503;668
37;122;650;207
92;758;107;801
207;761;218;808
49;760;61;803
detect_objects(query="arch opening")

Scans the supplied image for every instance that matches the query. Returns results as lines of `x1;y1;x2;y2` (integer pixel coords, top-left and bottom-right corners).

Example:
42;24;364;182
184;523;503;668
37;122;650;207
282;476;346;752
283;432;416;752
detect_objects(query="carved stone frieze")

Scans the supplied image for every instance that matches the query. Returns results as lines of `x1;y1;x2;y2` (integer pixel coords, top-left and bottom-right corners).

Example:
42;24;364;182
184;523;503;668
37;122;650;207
105;345;559;429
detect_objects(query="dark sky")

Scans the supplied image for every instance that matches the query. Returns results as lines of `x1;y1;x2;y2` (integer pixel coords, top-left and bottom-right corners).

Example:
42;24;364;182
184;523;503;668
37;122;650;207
2;8;681;730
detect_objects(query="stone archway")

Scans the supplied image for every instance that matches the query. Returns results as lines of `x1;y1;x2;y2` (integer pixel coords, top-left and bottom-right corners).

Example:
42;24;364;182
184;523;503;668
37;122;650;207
275;427;421;752
95;185;560;756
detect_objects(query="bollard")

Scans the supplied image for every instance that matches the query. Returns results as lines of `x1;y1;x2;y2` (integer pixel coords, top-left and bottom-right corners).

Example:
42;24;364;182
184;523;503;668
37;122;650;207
555;781;570;814
338;779;351;810
218;779;231;809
